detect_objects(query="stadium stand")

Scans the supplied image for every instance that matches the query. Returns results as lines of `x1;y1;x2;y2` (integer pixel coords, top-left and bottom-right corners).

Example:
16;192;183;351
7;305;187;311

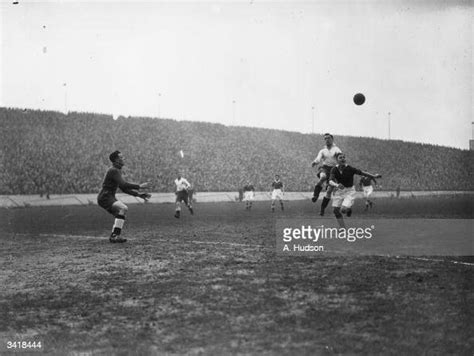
0;107;473;195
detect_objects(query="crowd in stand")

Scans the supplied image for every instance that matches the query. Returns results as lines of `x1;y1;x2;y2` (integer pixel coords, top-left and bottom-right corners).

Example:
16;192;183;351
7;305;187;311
1;107;472;195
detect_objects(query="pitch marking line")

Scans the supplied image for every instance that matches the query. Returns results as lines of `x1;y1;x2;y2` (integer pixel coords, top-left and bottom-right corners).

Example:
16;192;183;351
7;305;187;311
152;238;268;250
190;240;264;248
406;256;474;267
9;233;105;240
367;253;474;267
13;233;474;265
38;233;106;240
192;241;271;251
25;233;268;249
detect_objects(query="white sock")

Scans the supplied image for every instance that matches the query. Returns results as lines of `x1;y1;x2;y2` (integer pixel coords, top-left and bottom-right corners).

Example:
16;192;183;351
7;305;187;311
113;218;125;230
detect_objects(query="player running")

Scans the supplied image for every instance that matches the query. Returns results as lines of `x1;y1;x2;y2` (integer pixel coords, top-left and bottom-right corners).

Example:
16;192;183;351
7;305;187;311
243;181;255;210
359;175;378;210
97;151;151;243
271;175;284;212
311;133;342;216
329;152;381;227
174;174;194;218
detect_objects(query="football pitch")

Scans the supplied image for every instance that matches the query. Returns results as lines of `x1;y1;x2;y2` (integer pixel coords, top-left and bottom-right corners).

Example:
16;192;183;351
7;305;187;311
1;195;473;355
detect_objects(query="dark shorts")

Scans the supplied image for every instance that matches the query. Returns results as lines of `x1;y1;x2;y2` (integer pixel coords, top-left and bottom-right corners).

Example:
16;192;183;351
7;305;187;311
317;165;333;179
97;190;117;214
176;190;189;204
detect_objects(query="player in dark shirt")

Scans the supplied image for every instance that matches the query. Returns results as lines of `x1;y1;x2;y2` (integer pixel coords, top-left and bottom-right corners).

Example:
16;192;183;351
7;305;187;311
97;150;151;243
271;175;284;212
243;182;255;210
243;183;255;191
329;153;381;226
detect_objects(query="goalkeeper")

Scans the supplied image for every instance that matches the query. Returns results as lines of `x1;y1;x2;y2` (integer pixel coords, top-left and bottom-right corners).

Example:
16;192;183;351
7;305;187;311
97;150;151;243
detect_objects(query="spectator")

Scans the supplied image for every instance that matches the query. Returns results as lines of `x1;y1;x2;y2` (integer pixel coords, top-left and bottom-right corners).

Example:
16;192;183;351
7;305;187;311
0;107;472;195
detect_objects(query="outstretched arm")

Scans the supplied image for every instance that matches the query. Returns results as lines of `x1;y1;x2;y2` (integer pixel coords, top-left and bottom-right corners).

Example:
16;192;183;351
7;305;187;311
112;169;141;192
121;188;151;201
311;150;323;167
361;171;382;180
113;169;151;200
139;182;151;189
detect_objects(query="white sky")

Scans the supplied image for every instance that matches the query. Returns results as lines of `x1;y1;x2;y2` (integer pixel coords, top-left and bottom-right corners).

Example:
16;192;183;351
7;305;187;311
1;0;472;149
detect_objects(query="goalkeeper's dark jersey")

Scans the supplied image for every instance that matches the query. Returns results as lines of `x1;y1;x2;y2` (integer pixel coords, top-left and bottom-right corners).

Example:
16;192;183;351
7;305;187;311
101;166;140;195
97;164;140;211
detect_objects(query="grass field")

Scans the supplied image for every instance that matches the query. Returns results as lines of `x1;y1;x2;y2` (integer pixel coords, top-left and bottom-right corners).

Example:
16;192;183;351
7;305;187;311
1;195;473;355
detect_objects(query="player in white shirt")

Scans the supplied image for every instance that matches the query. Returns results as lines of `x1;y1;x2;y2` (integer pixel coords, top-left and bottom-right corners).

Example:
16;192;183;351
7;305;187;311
311;133;342;216
174;175;194;218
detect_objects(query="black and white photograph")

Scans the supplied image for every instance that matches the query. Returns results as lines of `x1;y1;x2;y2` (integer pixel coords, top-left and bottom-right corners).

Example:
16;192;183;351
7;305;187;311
1;0;472;354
